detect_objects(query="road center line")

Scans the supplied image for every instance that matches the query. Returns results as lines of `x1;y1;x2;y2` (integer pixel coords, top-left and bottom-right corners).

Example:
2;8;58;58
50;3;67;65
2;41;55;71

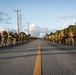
33;41;42;75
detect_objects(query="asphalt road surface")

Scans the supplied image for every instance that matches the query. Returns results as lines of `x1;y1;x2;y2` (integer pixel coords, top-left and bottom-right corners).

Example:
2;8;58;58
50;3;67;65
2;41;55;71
0;39;76;75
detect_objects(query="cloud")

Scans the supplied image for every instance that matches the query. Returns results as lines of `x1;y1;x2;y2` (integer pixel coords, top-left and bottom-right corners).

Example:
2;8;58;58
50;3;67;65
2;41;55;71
5;22;11;24
29;23;50;37
39;33;46;38
57;14;76;19
50;29;57;33
63;22;71;28
59;22;71;30
4;17;12;20
29;23;36;31
40;27;49;33
0;17;3;23
0;11;12;24
0;11;8;16
0;17;12;24
0;27;5;32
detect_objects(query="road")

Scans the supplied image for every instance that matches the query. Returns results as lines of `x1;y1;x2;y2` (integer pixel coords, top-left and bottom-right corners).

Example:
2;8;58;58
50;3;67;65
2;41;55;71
0;39;76;75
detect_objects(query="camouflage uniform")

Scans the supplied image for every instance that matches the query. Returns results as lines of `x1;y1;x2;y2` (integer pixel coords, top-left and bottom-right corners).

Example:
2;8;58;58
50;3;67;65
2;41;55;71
19;32;26;43
64;33;68;45
19;34;21;43
58;34;62;44
60;31;65;45
13;33;18;44
54;34;58;43
1;31;8;47
49;35;52;42
51;35;55;42
0;33;1;45
8;32;13;46
69;31;75;46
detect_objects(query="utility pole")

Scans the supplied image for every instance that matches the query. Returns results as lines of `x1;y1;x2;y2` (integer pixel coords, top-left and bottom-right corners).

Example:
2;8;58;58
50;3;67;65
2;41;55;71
20;13;22;32
7;27;9;32
14;9;21;34
27;23;30;35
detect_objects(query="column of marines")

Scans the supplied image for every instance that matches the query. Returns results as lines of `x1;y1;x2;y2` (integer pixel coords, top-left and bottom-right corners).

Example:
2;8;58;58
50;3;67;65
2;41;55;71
44;24;76;46
0;31;31;47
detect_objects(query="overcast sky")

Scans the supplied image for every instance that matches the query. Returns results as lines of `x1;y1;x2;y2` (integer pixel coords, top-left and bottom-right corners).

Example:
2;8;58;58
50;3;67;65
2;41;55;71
0;0;76;37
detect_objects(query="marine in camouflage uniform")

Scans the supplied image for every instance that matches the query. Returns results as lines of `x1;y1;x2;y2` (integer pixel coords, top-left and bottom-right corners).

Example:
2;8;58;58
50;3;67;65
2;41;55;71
64;32;68;45
52;36;54;42
1;31;8;47
0;33;1;45
13;32;19;44
58;34;62;44
69;31;75;46
19;32;25;43
54;34;58;43
21;34;24;43
60;30;67;45
18;34;21;43
8;32;13;46
49;35;52;42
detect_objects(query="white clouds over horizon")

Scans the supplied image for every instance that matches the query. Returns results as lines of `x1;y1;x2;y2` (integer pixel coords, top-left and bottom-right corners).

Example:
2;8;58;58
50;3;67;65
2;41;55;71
29;23;50;38
0;27;5;32
59;22;72;30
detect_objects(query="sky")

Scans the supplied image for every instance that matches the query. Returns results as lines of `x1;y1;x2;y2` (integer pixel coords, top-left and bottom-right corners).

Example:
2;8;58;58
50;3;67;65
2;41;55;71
0;0;76;37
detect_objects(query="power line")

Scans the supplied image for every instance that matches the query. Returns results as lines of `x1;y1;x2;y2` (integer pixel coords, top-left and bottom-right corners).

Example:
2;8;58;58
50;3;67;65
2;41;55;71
2;0;14;10
11;0;29;22
12;0;20;9
0;1;6;8
0;1;13;26
8;0;18;9
2;0;29;33
11;0;30;33
9;0;29;25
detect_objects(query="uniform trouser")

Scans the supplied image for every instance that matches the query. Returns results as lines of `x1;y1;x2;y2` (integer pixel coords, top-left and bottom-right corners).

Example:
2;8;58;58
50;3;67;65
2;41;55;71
2;38;7;46
71;38;74;45
8;39;12;46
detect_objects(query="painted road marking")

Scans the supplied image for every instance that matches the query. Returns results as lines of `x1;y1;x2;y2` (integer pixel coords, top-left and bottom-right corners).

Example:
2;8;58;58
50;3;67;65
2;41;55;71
33;41;42;75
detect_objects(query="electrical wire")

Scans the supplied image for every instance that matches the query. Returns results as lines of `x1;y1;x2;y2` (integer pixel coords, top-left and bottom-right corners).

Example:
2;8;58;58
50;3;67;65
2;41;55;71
11;0;28;21
12;0;20;9
8;0;18;9
1;0;29;27
2;0;14;10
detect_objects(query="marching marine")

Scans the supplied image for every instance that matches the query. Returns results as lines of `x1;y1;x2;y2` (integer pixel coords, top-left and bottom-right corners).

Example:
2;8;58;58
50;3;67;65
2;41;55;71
7;32;13;46
1;31;8;47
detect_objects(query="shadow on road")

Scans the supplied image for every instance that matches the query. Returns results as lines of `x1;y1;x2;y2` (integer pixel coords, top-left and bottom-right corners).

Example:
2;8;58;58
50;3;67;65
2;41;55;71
0;42;29;51
0;49;38;53
42;51;76;56
41;46;76;51
0;54;37;60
